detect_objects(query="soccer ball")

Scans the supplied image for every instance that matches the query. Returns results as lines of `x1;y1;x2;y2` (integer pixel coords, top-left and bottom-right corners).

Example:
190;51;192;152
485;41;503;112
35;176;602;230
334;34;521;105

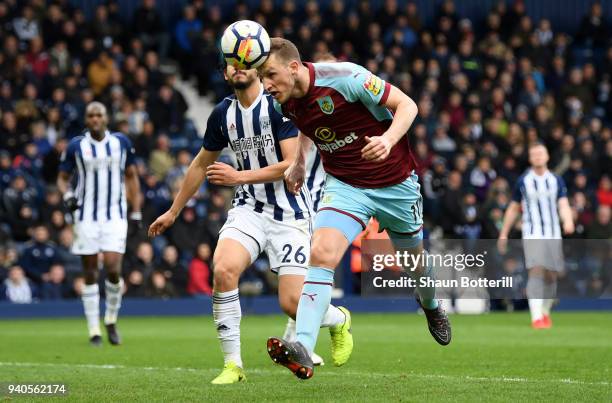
221;20;270;70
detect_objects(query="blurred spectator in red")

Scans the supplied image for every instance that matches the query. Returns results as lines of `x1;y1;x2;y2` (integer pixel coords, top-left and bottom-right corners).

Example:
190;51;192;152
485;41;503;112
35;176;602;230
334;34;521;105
187;243;212;296
596;175;612;207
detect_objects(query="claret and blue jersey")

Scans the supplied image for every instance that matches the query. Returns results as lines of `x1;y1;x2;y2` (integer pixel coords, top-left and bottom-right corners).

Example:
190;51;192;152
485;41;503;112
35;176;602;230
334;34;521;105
59;131;135;223
276;62;418;189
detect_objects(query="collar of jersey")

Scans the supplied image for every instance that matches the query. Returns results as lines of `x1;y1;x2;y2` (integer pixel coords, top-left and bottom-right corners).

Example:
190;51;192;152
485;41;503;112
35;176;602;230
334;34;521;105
85;130;111;143
528;168;551;178
301;62;315;98
236;85;264;113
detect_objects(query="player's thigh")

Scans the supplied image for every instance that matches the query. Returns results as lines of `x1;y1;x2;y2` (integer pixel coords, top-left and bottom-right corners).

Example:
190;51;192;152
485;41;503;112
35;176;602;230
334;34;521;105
314;175;373;243
523;239;562;272
212;238;252;284
218;207;266;265
99;220;128;254
71;221;103;256
277;274;305;318
369;172;423;235
309;227;351;269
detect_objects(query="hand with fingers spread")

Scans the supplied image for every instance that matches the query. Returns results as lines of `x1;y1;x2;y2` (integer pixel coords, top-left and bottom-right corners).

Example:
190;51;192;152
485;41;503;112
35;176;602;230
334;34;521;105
284;161;306;195
206;161;243;186
361;135;393;162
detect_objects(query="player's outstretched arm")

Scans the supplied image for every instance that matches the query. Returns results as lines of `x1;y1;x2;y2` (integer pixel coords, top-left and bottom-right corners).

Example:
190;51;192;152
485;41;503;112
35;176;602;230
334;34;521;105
206;137;302;186
497;201;521;253
148;148;220;237
361;85;418;162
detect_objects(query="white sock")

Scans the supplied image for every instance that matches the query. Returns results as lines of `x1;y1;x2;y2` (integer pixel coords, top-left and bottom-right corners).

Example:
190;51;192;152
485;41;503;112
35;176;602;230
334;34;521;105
285;305;345;339
283;318;296;342
321;305;346;328
528;299;544;322
82;283;100;337
104;279;123;325
212;289;242;368
526;276;545;321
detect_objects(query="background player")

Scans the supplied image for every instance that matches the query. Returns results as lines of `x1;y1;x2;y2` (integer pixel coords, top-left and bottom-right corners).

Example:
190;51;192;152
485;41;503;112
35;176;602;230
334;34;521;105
258;38;450;380
148;64;349;384
57;102;142;346
498;142;574;329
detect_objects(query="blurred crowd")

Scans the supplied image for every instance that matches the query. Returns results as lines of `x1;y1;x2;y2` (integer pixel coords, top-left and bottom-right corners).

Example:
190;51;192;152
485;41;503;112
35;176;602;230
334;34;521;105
1;0;611;303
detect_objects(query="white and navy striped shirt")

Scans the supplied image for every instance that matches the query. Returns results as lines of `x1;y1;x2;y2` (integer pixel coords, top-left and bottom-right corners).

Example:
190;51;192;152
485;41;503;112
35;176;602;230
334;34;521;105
305;143;326;212
203;87;312;221
512;169;567;239
60;131;135;223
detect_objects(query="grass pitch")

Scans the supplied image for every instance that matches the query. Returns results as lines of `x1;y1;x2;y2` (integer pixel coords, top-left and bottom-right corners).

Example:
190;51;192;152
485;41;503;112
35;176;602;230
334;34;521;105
1;312;611;402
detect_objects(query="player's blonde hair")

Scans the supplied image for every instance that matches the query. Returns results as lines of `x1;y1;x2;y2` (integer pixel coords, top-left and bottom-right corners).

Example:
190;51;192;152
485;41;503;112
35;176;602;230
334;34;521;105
269;38;302;63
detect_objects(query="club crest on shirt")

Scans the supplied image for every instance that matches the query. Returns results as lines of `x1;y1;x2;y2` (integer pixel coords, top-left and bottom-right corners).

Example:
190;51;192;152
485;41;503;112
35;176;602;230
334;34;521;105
363;74;383;96
316;96;334;114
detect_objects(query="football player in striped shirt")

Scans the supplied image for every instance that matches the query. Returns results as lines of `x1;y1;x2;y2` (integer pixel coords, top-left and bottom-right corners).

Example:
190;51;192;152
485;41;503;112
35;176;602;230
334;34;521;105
148;64;349;384
58;102;142;346
498;142;574;329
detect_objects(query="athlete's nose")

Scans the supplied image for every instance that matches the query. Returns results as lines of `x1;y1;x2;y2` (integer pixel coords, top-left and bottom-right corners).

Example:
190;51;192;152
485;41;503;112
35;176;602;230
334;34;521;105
262;78;272;92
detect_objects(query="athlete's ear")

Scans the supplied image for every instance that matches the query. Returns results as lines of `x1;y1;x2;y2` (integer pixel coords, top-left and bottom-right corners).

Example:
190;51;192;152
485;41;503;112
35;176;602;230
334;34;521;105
288;59;300;76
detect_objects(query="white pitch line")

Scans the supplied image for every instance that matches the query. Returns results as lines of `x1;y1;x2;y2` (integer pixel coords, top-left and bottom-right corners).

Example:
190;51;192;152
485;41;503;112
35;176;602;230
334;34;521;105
1;362;610;387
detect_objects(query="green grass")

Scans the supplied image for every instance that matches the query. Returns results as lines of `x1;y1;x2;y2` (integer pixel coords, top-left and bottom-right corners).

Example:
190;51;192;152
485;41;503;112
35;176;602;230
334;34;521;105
1;312;611;402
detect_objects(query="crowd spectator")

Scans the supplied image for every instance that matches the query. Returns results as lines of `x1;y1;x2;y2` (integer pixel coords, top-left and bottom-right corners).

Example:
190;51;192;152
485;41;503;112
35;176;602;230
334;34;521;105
18;224;60;284
1;266;36;303
187;243;212;296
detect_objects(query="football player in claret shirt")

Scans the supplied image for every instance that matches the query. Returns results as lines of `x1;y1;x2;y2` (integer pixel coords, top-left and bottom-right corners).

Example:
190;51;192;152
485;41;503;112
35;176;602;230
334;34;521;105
258;38;452;380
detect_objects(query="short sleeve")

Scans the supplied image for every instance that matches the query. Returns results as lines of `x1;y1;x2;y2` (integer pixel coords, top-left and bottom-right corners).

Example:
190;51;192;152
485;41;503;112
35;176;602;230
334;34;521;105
202;104;228;151
59;138;79;173
345;64;391;107
115;133;136;167
270;106;298;141
556;175;568;199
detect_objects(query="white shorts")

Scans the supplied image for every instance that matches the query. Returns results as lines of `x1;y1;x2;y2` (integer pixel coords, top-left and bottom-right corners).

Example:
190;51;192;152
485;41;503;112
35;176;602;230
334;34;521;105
523;239;564;272
71;220;128;255
219;206;311;276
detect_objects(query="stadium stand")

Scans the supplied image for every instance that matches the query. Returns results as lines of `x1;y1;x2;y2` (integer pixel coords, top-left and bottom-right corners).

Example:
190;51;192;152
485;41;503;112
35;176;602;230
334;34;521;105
0;0;610;303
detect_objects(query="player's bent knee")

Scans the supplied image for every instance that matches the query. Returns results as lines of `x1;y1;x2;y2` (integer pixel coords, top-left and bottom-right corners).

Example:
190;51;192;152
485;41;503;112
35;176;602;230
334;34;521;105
212;263;241;289
309;241;341;268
